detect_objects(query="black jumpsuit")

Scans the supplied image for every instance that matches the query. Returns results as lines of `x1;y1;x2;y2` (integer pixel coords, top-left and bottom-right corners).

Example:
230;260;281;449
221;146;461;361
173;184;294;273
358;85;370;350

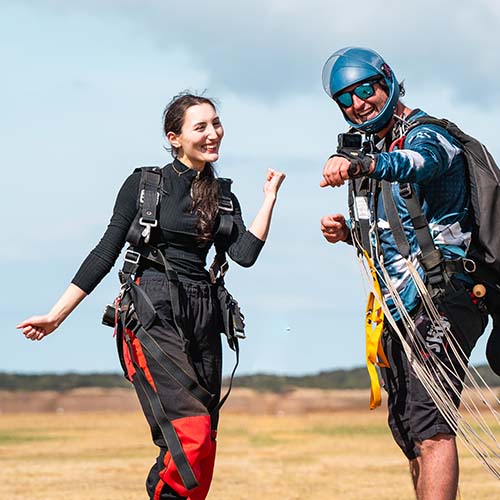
72;160;264;499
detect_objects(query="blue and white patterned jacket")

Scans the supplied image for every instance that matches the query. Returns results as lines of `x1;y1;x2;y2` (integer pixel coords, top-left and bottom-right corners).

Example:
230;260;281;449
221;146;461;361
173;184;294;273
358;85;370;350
367;110;472;316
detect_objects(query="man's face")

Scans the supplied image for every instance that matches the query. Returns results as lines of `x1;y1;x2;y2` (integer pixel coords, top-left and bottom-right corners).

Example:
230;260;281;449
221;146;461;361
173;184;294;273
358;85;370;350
337;80;389;125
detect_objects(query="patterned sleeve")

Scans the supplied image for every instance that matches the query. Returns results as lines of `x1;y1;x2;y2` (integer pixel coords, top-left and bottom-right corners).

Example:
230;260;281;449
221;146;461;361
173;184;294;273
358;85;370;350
371;126;462;184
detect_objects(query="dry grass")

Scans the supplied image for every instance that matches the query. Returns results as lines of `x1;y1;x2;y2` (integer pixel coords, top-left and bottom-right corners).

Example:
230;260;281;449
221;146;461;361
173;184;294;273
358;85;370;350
0;409;498;499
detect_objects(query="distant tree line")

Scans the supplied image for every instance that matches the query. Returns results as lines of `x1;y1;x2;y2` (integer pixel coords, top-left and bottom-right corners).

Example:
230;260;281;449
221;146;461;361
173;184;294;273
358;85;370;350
1;365;498;392
231;367;371;393
0;373;130;391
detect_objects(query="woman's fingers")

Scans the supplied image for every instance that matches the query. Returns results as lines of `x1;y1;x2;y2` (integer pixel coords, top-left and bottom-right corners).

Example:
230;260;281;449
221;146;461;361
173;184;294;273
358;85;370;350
17;315;52;340
266;169;286;192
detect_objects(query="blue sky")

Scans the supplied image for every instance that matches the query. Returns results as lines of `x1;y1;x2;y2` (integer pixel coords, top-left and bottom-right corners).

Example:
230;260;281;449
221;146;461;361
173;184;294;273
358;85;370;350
2;0;500;375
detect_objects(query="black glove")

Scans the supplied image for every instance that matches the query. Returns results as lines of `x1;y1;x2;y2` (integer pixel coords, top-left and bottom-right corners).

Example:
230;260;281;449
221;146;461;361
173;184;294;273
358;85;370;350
330;151;377;179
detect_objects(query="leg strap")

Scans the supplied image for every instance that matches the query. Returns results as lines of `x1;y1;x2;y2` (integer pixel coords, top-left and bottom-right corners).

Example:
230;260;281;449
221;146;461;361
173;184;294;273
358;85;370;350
125;313;216;410
124;334;200;491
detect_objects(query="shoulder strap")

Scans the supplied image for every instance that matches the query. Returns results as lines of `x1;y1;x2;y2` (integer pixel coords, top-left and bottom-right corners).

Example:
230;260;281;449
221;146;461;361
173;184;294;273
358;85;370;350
215;177;234;239
381;181;410;259
403;115;466;149
210;177;235;283
388;117;451;295
126;167;163;247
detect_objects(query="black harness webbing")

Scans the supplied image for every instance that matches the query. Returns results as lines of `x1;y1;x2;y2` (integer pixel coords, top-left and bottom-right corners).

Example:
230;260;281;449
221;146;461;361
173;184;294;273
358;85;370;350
124;307;215;409
122;246;185;345
349;177;374;254
381;181;410;259
209;178;234;282
122;247;242;415
123;332;200;491
381;180;447;296
126;168;162;246
399;184;443;272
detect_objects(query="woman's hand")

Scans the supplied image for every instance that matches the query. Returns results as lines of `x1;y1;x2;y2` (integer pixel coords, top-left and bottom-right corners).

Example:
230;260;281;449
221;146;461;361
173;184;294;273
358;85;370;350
248;168;286;241
263;168;286;199
16;315;58;341
16;284;87;341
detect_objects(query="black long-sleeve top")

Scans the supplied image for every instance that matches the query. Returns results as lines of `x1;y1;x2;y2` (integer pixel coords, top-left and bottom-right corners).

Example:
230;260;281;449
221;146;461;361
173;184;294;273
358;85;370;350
72;159;264;294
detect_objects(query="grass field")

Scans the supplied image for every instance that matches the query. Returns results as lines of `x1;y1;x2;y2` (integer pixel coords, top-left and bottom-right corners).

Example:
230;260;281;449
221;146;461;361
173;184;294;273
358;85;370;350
0;409;498;499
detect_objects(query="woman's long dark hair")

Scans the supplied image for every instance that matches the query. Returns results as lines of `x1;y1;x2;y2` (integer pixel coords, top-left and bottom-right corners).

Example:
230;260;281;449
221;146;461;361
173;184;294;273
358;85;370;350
163;93;220;244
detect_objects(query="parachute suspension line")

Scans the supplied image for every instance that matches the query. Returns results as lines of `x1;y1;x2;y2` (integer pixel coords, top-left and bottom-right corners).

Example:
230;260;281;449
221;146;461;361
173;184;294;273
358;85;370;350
384;260;500;478
352;236;500;479
404;261;500;469
406;262;500;447
406;259;500;414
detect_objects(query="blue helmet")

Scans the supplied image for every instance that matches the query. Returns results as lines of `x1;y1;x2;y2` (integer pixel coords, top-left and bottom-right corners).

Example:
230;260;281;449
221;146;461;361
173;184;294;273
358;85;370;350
321;47;400;134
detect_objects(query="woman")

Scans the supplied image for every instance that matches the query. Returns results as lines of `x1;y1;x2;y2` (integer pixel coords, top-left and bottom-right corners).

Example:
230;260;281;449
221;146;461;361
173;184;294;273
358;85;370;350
17;93;285;500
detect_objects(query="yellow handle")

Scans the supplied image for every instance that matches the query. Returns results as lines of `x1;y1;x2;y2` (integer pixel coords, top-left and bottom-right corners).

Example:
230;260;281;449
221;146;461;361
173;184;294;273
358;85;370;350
364;252;389;410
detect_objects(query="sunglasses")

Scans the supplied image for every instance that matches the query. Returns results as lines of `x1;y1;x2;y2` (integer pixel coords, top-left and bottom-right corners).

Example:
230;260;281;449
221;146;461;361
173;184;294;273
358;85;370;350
335;79;380;108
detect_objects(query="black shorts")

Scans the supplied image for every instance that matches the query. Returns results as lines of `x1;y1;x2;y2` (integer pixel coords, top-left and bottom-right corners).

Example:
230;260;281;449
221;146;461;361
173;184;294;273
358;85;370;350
380;280;488;460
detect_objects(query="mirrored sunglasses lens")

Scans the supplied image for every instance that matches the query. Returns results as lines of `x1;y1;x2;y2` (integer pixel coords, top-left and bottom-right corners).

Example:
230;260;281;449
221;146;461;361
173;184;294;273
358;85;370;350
337;92;353;108
354;83;375;100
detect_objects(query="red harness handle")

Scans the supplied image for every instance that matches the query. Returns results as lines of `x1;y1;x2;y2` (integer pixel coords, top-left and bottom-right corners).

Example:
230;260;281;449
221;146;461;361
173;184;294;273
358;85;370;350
389;136;406;152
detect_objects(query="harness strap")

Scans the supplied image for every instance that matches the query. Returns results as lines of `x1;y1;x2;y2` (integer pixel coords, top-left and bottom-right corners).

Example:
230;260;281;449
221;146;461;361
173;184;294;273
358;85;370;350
210;178;234;283
209;252;229;284
399;183;447;295
123;310;216;409
349;177;373;254
149;248;190;351
120;245;243;412
123;332;199;491
126;168;162;247
216;178;233;230
381;181;410;258
214;337;240;413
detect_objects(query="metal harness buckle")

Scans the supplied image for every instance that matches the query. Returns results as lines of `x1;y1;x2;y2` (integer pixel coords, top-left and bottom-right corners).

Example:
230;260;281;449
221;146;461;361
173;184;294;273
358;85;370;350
220;260;229;277
399;183;413;198
139;218;158;244
218;197;233;212
124;250;141;265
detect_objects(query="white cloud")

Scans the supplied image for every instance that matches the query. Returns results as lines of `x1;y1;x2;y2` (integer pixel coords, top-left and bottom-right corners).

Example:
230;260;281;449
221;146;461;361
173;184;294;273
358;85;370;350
9;0;500;106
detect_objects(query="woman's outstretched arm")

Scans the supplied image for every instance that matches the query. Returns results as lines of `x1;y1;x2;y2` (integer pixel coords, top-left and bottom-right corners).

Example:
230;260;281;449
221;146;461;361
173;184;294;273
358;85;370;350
16;284;87;341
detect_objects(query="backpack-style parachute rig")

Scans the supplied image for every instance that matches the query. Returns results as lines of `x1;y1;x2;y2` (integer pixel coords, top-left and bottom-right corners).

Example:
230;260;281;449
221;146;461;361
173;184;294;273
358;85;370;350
338;118;500;479
101;166;245;492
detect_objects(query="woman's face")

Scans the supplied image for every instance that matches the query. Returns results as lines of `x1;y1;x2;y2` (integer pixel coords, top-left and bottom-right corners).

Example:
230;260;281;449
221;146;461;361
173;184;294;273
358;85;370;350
167;103;224;170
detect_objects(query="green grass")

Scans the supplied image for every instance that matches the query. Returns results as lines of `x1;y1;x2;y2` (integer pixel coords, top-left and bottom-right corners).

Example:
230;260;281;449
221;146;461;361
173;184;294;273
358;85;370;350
0;430;55;445
306;424;388;437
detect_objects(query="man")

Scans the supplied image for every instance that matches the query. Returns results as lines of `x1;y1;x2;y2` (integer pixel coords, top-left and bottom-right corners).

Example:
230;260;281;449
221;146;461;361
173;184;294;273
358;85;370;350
319;47;488;500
